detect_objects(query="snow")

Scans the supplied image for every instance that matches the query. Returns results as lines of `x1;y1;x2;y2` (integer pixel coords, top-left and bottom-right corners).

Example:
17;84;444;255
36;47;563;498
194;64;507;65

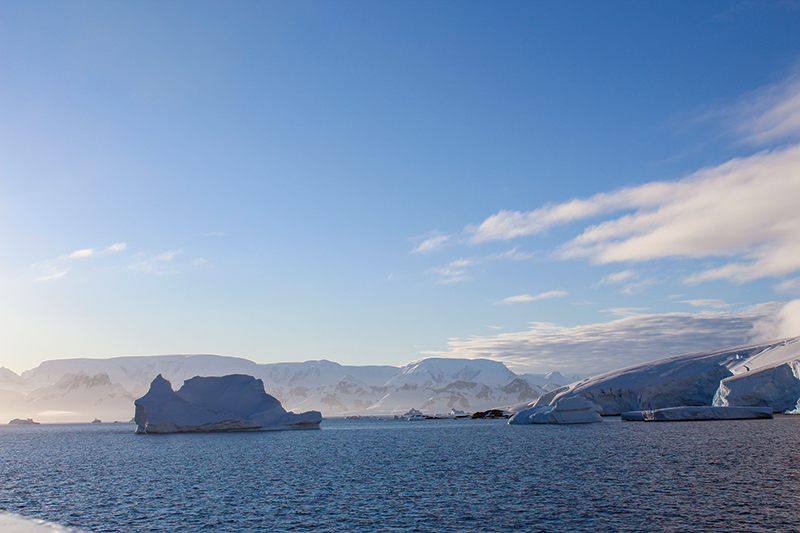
134;374;321;433
509;396;602;424
526;337;800;415
0;512;86;532
621;406;774;421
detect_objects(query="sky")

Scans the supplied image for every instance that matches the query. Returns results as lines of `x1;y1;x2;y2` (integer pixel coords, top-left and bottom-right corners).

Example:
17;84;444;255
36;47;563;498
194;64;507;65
2;1;800;376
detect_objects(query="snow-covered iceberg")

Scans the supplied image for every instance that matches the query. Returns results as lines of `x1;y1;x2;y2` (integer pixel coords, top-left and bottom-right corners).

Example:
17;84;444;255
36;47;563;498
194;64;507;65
621;406;774;421
134;374;321;433
509;396;602;425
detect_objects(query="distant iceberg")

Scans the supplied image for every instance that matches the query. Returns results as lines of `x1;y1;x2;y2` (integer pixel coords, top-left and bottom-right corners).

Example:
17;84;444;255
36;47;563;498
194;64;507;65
621;406;774;421
134;374;321;433
509;396;602;424
8;418;39;425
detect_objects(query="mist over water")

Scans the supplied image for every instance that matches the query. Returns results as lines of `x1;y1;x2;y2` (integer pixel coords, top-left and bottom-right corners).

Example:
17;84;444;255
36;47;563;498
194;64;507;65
1;418;798;532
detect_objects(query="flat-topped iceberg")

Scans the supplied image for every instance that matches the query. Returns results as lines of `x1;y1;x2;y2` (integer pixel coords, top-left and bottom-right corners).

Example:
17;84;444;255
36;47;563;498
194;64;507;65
134;374;321;433
509;396;602;425
621;406;774;422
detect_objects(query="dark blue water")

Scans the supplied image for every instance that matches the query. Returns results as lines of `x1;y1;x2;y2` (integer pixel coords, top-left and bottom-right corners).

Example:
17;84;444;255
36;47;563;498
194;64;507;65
1;416;799;532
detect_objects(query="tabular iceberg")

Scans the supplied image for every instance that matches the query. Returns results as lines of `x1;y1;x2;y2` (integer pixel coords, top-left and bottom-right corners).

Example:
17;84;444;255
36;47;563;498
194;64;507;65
621;406;774;421
509;396;602;424
134;374;321;433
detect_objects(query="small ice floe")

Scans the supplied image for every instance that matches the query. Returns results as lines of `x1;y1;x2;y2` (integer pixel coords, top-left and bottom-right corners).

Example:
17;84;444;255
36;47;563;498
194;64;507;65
508;396;603;425
621;405;774;421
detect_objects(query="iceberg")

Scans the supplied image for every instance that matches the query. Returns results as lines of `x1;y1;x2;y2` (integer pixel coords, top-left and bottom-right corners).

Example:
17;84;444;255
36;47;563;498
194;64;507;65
8;418;39;425
509;396;602;425
621;406;774;421
134;374;321;433
526;337;800;415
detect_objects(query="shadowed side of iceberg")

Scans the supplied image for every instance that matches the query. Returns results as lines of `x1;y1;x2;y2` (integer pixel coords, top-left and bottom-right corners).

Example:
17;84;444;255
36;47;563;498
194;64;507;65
134;374;321;433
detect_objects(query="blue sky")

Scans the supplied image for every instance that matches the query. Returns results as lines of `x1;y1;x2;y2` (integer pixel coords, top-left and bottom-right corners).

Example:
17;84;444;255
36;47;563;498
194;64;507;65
2;1;800;375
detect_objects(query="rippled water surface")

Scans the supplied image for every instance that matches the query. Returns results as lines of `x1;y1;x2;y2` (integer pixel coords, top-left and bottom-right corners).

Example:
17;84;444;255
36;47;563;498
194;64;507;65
2;416;800;532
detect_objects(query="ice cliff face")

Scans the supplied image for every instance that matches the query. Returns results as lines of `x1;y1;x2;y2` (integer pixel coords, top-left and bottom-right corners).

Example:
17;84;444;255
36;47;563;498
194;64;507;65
530;337;800;415
134;374;321;433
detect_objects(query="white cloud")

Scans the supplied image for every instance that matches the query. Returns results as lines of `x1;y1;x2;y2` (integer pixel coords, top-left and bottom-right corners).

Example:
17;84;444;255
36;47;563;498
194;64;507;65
436;143;800;285
411;232;452;254
105;243;127;253
497;291;567;305
776;299;800;337
424;303;785;376
417;75;800;286
68;248;95;259
34;270;68;282
64;243;127;260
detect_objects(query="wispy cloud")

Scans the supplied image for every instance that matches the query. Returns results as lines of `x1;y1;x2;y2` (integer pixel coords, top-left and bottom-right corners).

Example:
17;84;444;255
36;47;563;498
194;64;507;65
429;246;535;284
679;299;734;309
424;303;787;376
32;243;127;282
596;270;638;285
203;231;226;237
430;260;473;284
600;307;650;318
732;73;800;144
128;250;181;274
497;291;567;305
776;278;800;295
412;232;452;254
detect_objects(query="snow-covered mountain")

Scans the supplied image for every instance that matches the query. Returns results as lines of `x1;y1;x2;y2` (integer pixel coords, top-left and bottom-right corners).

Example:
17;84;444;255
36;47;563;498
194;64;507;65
529;336;800;415
0;355;566;422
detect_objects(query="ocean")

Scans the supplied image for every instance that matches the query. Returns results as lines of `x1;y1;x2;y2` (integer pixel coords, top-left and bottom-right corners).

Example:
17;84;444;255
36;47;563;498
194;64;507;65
1;416;798;532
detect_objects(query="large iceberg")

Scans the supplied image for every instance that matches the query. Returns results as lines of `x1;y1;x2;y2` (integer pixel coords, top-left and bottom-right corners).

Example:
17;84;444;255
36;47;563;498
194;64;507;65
134;374;321;433
621;406;774;421
525;337;800;415
509;396;602;424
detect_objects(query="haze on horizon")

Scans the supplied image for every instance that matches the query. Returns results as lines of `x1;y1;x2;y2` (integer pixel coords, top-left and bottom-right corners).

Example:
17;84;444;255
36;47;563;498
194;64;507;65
2;1;800;376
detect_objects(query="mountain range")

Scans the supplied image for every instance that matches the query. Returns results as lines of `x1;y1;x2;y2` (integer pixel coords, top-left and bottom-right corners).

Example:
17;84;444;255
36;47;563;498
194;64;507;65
0;355;569;423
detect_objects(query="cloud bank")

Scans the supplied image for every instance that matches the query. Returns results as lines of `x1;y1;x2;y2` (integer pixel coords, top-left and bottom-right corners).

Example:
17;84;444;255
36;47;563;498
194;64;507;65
426;302;799;376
